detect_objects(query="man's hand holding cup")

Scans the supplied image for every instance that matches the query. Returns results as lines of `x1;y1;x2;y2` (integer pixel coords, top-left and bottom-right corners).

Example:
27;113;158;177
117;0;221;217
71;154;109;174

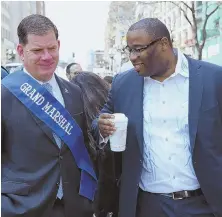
98;113;116;138
98;113;128;152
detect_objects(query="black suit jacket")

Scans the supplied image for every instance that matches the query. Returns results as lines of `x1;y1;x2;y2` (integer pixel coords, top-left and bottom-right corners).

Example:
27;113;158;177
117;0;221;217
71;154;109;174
92;58;222;217
1;74;96;217
1;66;9;80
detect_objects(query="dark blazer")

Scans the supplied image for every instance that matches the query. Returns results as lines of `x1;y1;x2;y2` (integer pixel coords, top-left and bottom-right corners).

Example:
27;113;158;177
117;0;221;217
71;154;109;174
1;66;9;80
1;74;96;217
92;58;222;217
95;145;122;217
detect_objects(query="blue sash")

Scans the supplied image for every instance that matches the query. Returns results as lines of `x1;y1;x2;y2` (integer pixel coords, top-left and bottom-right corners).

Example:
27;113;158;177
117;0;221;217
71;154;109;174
2;70;97;201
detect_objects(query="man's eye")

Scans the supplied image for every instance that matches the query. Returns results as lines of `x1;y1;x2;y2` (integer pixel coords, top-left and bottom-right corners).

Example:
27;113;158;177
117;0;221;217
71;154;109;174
33;49;42;53
135;47;144;51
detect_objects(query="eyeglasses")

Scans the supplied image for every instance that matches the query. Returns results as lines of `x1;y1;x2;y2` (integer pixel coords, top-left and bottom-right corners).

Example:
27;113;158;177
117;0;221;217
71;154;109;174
124;37;163;56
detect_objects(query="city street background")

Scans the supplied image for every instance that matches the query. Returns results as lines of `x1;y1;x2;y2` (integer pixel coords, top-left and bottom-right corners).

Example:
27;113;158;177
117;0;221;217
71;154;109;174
1;1;222;78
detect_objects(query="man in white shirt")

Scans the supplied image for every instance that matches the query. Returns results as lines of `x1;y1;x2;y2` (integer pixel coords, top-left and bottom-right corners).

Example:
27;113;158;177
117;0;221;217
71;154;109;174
2;14;97;217
93;18;222;217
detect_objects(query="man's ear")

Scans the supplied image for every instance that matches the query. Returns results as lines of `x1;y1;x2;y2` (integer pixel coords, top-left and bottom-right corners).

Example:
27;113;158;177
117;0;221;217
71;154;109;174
57;40;60;50
161;37;170;51
17;44;25;61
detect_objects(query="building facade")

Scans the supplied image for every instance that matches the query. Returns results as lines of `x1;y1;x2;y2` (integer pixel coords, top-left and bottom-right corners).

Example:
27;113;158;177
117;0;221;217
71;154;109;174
135;1;222;66
199;2;222;65
1;1;45;65
86;49;111;78
104;1;136;75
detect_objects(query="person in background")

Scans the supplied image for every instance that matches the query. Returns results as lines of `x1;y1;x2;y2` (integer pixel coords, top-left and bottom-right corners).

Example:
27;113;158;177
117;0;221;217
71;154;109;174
2;14;97;217
92;18;222;217
103;76;113;87
71;72;121;217
66;62;82;81
1;66;9;79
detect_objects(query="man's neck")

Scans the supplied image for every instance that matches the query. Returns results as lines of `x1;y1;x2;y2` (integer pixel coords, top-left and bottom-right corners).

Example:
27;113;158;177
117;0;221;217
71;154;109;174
23;68;53;84
151;53;177;82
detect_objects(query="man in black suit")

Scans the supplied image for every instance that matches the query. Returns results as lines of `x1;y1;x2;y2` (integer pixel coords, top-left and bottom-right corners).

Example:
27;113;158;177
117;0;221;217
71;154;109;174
93;18;222;217
66;62;83;81
2;14;97;217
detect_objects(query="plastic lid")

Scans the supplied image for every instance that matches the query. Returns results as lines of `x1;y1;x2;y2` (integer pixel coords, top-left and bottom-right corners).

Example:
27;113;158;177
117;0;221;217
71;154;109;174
113;113;128;122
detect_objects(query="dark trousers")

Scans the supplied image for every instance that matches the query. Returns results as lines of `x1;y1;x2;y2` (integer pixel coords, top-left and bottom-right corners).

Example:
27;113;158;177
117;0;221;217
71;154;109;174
50;199;65;217
136;189;215;217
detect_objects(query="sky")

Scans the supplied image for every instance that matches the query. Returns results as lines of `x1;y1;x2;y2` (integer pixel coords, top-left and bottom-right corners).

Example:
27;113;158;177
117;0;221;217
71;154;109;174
45;1;110;69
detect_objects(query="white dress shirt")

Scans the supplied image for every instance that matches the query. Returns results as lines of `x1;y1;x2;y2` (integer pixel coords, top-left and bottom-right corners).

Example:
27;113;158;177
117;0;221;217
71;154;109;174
23;68;65;106
140;50;200;193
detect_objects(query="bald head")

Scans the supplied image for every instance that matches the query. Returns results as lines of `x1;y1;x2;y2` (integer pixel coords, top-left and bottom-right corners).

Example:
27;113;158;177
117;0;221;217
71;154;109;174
128;18;172;47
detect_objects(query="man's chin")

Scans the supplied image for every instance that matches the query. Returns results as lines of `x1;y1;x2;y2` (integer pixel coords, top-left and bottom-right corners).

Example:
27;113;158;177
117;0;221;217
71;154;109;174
38;70;55;81
137;70;147;77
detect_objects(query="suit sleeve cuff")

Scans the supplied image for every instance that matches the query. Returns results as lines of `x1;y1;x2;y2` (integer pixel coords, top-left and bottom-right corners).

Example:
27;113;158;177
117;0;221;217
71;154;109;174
98;131;109;149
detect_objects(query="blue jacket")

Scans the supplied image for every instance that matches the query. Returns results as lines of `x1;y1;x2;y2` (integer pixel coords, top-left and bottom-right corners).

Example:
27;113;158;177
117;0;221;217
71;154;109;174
92;57;222;217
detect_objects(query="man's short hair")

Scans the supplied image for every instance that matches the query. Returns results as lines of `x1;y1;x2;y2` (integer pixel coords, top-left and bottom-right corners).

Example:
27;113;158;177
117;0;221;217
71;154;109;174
66;63;79;74
17;14;58;45
128;18;172;47
66;62;82;81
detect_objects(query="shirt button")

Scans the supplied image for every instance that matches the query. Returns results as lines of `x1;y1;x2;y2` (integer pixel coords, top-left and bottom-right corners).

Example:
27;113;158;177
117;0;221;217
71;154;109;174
59;156;63;160
163;120;166;123
162;101;166;104
173;176;176;179
165;138;168;142
169;156;172;160
56;182;59;186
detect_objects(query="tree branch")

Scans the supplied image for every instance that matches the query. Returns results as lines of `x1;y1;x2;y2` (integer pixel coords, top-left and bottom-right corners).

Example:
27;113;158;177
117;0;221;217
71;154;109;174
170;1;193;26
181;1;192;11
206;4;220;18
200;3;220;48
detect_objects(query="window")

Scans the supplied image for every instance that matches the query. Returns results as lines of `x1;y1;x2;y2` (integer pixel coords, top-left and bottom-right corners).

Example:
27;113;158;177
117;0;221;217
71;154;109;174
2;28;5;38
178;32;181;45
172;12;176;29
196;1;202;7
214;18;220;28
208;44;220;57
1;27;4;39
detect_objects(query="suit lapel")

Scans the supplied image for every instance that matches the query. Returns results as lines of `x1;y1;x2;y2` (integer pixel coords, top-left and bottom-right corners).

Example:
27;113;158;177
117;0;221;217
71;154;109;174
29;111;58;148
55;75;73;115
129;72;144;155
55;75;75;151
188;58;203;152
130;58;202;155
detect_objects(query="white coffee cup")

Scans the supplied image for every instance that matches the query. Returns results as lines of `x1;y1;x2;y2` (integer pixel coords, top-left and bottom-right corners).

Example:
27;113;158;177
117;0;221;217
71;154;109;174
109;113;128;152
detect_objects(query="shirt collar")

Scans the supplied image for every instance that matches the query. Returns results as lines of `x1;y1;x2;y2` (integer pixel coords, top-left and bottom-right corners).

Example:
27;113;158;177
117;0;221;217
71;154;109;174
174;49;189;78
23;68;57;86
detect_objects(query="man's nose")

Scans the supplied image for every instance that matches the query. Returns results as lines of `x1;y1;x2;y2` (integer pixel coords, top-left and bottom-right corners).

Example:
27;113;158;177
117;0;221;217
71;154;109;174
129;52;139;62
41;50;52;60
